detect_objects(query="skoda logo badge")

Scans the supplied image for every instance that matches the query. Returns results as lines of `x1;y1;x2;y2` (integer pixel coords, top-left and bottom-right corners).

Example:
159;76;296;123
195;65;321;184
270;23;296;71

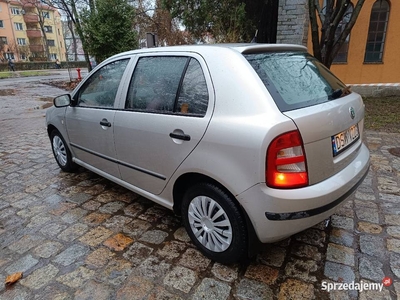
349;107;355;119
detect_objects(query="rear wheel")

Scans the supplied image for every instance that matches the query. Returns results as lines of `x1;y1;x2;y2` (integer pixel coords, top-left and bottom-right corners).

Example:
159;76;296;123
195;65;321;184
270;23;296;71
181;183;247;264
50;130;77;172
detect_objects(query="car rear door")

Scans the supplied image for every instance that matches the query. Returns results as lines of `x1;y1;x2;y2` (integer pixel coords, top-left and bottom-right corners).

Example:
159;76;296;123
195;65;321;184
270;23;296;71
113;54;214;194
65;58;131;178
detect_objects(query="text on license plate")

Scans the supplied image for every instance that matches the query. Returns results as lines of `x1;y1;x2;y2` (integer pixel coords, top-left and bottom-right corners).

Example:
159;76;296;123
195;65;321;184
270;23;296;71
331;124;360;156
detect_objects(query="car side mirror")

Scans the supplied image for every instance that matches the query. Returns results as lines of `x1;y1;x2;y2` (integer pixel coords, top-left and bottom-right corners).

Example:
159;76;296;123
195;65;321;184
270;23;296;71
53;94;71;107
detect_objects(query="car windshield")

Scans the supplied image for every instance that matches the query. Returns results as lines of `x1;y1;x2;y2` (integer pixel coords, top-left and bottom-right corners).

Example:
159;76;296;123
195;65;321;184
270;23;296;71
244;52;347;112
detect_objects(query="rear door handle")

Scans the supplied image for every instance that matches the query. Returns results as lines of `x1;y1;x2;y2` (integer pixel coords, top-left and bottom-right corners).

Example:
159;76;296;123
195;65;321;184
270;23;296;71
169;132;191;141
100;119;111;127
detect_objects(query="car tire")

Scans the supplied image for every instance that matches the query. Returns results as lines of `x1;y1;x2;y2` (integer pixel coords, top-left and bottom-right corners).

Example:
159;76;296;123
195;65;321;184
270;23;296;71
181;182;248;264
50;130;78;172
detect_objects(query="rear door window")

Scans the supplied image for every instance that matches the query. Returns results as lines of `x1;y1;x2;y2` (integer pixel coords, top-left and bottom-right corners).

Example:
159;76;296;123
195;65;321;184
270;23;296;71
244;52;347;112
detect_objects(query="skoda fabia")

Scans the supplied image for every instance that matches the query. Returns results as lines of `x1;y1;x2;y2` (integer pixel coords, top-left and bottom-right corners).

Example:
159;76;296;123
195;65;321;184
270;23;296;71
46;44;370;263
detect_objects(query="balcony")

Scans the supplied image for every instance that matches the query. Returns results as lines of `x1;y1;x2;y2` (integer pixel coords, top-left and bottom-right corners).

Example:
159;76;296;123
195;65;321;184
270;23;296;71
30;44;45;53
26;29;43;38
24;14;39;23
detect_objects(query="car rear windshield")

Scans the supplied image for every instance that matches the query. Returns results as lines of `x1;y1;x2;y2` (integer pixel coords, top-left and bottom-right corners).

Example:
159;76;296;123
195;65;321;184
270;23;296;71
244;52;347;112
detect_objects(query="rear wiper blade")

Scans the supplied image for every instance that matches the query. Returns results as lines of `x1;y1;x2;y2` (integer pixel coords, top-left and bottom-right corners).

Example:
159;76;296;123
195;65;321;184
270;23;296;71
331;86;352;99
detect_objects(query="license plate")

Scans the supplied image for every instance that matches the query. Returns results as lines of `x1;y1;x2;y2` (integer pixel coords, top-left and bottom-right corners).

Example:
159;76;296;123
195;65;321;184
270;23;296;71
332;124;360;156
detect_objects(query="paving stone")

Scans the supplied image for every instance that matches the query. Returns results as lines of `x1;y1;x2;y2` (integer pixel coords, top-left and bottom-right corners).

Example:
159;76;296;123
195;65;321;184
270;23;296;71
99;201;126;214
97;258;133;286
81;200;102;211
278;279;314;300
103;215;133;231
359;257;385;282
355;191;376;201
178;248;211;272
387;226;400;238
359;235;385;257
385;215;400;226
329;228;354;247
211;263;239;283
173;227;191;242
284;259;318;282
79;227;113;247
123;202;146;217
291;244;321;261
326;243;355;266
164;266;197;293
85;247;115;269
84;184;107;196
355;207;379;223
357;222;382;234
40;223;68;237
380;193;400;202
61;207;89;223
33;241;63;258
258;245;287;267
331;215;354;231
8;234;45;254
103;233;134;251
324;261;355;283
123;219;152;238
5;254;39;274
192;278;231;300
53;244;89;266
57;266;95;288
20;264;59;290
67;193;92;205
387;239;400;254
245;264;279;285
358;280;392;300
123;242;153;266
157;241;187;260
136;256;170;279
139;229;168;245
33;286;72;300
50;203;77;216
57;223;89;242
146;286;183;300
95;191;119;204
0;288;29;300
138;206;168;223
83;212;111;225
116;275;154;300
294;228;326;247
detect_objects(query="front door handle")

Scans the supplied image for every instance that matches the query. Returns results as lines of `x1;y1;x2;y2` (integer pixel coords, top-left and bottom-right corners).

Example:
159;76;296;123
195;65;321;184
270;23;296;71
100;119;111;127
169;132;191;141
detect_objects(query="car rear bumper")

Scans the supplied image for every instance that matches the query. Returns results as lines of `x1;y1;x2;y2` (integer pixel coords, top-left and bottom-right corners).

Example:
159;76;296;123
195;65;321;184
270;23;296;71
237;143;370;243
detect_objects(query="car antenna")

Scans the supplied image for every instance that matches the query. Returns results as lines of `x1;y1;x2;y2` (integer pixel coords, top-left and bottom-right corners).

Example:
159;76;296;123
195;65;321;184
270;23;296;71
251;30;258;43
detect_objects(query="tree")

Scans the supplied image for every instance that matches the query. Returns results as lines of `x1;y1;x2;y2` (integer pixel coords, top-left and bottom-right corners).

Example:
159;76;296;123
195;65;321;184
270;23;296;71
162;0;279;43
80;0;138;63
309;0;366;68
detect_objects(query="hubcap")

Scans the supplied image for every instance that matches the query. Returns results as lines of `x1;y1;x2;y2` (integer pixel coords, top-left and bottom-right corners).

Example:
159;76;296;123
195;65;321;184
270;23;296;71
52;136;67;166
188;196;233;252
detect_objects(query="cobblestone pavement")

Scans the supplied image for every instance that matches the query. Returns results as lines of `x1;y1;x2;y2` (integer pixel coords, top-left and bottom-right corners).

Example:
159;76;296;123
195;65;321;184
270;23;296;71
1;79;400;299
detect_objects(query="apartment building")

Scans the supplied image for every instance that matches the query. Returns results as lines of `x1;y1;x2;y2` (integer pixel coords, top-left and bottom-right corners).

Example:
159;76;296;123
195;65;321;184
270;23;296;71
0;0;64;62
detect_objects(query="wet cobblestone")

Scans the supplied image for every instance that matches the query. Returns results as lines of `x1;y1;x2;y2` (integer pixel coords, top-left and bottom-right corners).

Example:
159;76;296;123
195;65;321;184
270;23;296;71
0;80;399;299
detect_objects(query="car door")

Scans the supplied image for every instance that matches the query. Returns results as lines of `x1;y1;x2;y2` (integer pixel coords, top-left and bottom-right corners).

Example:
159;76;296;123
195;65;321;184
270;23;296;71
114;54;213;194
65;58;130;178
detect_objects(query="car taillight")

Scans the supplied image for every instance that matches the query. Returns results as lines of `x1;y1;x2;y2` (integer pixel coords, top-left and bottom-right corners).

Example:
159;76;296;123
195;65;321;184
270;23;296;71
266;130;308;189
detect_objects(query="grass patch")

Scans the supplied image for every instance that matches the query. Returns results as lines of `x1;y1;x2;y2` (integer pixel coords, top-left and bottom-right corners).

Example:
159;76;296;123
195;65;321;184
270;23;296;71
19;71;52;77
0;72;13;78
364;96;400;133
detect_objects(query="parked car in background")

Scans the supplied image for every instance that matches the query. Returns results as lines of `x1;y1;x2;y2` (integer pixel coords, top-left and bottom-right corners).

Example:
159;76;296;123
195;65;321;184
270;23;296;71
46;44;370;264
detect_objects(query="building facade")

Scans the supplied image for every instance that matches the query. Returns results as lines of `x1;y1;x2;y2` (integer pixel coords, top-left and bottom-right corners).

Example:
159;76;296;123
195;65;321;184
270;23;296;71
277;0;399;84
0;0;65;62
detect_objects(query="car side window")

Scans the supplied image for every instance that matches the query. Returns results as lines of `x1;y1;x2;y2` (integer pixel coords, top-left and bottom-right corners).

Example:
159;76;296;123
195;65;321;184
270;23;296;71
177;58;209;116
126;56;188;113
77;59;129;108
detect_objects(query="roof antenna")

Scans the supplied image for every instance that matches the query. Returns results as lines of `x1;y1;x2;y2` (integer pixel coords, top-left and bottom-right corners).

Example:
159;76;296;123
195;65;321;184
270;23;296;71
251;30;258;43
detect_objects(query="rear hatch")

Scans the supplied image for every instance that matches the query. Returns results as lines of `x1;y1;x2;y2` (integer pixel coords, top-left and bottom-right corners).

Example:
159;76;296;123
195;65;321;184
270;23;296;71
244;51;365;185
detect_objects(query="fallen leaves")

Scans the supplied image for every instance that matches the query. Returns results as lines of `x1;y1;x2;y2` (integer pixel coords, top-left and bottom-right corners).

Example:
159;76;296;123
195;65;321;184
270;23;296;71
5;272;23;285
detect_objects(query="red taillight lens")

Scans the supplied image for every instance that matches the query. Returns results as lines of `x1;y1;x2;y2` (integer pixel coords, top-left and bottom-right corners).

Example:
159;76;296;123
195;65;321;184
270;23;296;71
266;130;308;188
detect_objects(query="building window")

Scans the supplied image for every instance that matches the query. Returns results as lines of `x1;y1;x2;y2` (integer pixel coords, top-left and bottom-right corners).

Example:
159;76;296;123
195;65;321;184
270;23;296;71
364;0;390;63
20;53;26;60
0;20;3;28
17;38;26;45
60;41;62;48
0;36;7;44
5;52;14;60
44;26;52;33
47;39;55;47
333;4;354;63
42;11;50;19
50;53;57;60
15;23;23;31
11;7;20;15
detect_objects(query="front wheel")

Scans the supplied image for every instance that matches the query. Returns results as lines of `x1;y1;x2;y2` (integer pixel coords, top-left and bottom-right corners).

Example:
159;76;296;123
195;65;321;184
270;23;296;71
181;183;248;264
50;130;77;172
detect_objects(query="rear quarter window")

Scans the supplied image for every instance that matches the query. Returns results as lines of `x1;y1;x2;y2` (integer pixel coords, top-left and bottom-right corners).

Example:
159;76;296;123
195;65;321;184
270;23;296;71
244;52;347;112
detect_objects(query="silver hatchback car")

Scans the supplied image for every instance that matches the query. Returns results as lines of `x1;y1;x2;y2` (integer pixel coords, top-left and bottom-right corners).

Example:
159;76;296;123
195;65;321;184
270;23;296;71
46;44;370;264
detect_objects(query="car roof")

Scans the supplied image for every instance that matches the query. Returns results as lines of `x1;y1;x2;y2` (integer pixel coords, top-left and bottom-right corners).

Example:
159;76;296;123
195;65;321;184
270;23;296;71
109;43;308;60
